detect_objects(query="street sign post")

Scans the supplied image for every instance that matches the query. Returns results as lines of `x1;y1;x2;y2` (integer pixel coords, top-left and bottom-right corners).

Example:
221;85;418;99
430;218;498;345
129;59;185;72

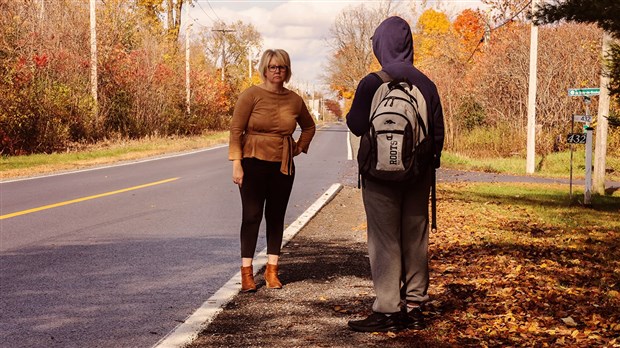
566;133;587;144
568;88;600;97
568;89;597;205
584;128;593;204
573;114;592;123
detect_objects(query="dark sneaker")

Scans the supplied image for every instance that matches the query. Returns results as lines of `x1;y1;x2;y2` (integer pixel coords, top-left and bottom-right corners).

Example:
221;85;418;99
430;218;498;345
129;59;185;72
348;312;406;332
405;306;426;330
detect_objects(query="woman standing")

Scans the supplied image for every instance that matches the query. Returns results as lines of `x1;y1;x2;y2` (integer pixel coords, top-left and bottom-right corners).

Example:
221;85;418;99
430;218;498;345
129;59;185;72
229;49;316;292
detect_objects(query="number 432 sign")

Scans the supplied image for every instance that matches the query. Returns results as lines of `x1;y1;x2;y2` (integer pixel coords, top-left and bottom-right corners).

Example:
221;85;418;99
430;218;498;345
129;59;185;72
566;133;587;144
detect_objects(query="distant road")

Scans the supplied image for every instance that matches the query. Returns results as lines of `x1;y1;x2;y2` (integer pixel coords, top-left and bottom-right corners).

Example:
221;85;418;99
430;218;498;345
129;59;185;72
0;122;352;348
438;168;620;190
349;127;620;191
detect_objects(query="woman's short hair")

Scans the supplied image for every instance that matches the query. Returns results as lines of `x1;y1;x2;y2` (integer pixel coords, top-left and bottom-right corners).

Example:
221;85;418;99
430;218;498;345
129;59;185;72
258;49;292;83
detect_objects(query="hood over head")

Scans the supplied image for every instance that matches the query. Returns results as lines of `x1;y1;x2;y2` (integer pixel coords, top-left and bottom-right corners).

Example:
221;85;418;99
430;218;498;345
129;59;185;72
372;16;413;68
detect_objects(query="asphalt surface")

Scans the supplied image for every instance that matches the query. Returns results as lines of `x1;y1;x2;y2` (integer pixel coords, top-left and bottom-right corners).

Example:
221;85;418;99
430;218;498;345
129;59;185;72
438;168;620;189
0;124;352;348
2;125;617;347
170;166;620;348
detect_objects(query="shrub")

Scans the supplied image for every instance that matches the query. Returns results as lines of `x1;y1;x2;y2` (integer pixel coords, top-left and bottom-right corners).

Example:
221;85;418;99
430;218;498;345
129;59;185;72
457;96;486;131
454;125;525;158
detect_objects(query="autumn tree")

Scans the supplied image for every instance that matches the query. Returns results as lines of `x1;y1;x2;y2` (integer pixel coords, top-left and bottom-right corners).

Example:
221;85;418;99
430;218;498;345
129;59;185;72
200;20;262;95
97;0;183;138
324;99;343;119
184;43;234;132
409;3;612;156
414;8;458;66
136;0;191;42
136;0;165;32
533;0;620;96
453;9;486;62
460;22;607;155
412;8;471;148
482;0;531;23
164;0;188;41
324;1;400;111
0;0;93;154
0;0;253;155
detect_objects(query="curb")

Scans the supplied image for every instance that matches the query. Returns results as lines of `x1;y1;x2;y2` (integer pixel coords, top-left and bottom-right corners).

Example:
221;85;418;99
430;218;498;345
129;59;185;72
152;183;343;348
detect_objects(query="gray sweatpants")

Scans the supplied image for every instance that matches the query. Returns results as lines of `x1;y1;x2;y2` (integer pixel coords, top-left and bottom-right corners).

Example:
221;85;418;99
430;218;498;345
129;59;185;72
362;169;432;314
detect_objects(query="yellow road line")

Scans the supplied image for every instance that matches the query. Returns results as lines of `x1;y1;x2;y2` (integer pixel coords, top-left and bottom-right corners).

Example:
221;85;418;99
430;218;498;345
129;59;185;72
0;177;179;220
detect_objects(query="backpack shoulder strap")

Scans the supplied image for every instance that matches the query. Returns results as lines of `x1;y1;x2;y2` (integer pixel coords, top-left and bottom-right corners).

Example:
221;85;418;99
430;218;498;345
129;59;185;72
371;70;392;83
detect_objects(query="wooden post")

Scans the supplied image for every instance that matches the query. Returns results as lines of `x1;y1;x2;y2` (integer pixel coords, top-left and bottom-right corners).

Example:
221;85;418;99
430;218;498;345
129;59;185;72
526;0;539;174
594;32;612;195
89;0;98;124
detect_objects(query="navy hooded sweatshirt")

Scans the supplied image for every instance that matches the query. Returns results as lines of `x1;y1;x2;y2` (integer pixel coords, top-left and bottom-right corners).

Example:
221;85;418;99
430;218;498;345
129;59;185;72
346;16;445;166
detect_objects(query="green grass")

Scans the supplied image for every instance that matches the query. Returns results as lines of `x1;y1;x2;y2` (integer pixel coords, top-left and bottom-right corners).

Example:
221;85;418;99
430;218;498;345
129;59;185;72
2;130;619;185
442;152;525;174
444;182;620;228
442;150;620;182
1;132;229;178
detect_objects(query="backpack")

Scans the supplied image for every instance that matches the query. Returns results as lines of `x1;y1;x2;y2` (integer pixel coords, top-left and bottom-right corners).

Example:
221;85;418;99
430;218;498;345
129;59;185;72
357;71;433;185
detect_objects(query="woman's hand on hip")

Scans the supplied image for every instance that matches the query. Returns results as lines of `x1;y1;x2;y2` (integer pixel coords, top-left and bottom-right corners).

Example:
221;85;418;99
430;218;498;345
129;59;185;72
232;160;244;187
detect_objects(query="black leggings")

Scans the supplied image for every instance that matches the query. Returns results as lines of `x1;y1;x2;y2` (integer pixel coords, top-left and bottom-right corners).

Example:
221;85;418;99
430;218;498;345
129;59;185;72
239;158;295;258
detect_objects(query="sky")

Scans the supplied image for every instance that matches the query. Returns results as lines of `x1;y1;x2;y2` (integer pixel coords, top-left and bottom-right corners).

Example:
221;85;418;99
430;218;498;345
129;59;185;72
186;0;486;91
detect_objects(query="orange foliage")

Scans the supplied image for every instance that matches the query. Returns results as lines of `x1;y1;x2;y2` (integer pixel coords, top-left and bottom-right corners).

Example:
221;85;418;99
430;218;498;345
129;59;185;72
453;9;486;59
1;0;241;155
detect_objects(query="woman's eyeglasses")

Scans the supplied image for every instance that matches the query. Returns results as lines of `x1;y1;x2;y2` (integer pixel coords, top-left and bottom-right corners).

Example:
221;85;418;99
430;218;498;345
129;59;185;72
268;65;288;72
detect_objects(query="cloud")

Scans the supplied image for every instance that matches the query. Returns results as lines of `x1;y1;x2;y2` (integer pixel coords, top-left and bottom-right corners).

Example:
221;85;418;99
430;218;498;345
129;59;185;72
189;0;485;87
190;1;349;85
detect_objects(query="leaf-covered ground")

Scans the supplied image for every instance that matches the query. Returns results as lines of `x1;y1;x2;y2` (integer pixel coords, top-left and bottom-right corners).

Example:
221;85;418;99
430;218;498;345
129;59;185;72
190;183;620;348
423;183;620;347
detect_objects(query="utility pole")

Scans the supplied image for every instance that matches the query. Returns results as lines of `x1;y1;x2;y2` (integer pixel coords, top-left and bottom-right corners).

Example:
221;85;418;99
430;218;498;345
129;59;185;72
89;0;98;124
185;7;191;115
594;32;612;195
526;0;539;174
220;39;225;81
212;28;235;81
39;0;45;19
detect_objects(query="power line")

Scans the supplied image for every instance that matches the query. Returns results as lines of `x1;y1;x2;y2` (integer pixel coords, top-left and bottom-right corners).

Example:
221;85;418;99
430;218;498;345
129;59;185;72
195;1;220;23
187;12;211;29
213;28;236;81
204;0;222;22
195;0;222;23
464;36;485;64
465;0;533;63
490;0;533;31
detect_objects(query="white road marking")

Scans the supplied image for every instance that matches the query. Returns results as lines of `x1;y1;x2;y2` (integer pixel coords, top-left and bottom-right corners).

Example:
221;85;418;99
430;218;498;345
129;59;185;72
152;183;343;348
1;145;227;183
347;130;353;161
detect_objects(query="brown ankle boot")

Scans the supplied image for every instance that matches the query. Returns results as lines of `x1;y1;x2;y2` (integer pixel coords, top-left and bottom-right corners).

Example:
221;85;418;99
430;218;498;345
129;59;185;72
264;263;282;289
240;266;256;292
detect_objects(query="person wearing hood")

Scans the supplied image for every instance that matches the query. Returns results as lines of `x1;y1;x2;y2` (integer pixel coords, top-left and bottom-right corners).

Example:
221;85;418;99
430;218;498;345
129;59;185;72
346;16;445;332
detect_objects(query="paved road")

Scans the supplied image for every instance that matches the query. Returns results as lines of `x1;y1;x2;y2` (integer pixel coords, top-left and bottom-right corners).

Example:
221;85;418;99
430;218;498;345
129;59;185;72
347;129;620;190
2;123;616;347
0;123;351;348
438;168;620;192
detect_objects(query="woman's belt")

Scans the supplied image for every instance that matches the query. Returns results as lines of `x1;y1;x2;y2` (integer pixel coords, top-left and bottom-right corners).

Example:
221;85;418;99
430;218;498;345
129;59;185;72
246;131;294;175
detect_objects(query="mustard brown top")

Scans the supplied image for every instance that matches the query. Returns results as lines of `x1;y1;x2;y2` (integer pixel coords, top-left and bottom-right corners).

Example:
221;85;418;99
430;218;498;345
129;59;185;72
229;85;316;175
